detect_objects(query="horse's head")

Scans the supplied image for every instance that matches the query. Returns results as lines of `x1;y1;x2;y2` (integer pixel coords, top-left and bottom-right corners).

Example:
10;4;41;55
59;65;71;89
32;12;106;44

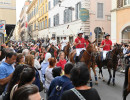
86;42;97;54
113;43;123;58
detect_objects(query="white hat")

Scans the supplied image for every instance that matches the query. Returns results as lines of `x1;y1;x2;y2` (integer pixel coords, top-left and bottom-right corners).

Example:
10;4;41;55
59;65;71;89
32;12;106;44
77;30;84;35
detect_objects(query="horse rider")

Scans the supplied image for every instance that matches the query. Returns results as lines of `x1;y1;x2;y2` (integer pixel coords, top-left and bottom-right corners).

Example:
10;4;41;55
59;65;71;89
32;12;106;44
61;36;68;51
49;36;57;47
47;36;58;57
100;33;112;60
84;35;90;48
124;44;130;64
74;30;86;62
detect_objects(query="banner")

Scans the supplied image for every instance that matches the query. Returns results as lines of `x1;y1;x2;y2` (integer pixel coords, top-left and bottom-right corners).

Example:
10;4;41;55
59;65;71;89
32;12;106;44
0;20;6;30
79;8;89;22
0;0;11;4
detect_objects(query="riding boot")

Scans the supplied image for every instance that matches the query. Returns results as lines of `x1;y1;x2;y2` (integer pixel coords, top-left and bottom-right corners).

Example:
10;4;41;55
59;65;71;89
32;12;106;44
90;79;93;87
76;56;79;63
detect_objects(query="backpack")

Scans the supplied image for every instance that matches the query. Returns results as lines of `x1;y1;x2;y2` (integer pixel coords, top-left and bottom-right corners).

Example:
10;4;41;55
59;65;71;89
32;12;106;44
48;78;71;100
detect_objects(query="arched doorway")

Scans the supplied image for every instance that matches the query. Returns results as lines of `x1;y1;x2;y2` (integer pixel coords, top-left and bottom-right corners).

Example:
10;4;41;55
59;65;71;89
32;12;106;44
122;26;130;43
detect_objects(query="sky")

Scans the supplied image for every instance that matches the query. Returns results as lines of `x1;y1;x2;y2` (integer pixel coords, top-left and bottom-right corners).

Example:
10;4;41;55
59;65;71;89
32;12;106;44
16;0;26;21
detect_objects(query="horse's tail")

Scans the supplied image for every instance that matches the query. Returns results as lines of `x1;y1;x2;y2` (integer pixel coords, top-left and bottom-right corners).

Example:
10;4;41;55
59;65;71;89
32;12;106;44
123;65;129;97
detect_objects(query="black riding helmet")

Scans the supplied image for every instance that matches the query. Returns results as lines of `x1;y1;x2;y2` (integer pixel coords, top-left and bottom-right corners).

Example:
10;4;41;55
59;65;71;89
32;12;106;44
104;33;110;38
84;35;89;40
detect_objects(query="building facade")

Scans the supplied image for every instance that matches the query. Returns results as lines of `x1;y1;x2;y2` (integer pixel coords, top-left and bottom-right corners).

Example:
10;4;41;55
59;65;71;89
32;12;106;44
19;0;31;41
27;0;40;40
111;0;130;43
0;0;16;44
27;0;111;43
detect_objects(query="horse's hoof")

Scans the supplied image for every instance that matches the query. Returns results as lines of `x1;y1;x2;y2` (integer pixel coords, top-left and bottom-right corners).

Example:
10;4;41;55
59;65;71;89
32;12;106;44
95;81;98;85
98;77;101;79
107;82;110;85
113;83;116;86
103;79;105;82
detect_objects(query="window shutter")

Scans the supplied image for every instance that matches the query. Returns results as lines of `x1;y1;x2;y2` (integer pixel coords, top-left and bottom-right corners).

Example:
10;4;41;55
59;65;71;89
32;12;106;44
97;3;103;18
53;0;55;6
75;4;78;20
117;0;123;8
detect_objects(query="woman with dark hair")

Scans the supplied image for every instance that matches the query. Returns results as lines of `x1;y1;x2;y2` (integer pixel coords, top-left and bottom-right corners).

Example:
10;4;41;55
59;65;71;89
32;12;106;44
12;84;42;100
61;62;101;100
10;67;36;100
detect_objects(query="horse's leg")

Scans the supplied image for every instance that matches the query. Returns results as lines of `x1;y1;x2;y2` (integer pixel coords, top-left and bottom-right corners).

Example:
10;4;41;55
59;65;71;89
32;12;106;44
92;65;98;84
89;68;93;87
99;68;101;79
100;67;105;81
113;69;116;86
123;89;129;100
107;68;112;85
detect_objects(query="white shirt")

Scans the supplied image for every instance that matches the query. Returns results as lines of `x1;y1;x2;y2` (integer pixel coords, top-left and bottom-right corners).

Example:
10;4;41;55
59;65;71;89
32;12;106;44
45;67;54;90
34;59;41;70
50;39;57;46
61;39;68;46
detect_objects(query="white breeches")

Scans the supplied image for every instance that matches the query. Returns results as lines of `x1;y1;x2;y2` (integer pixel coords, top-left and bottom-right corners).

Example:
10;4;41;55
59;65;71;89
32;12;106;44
61;45;66;50
103;51;109;60
76;48;85;56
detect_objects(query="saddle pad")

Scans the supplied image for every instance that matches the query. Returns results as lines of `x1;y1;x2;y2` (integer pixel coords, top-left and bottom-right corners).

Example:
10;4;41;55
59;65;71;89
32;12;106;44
73;50;85;62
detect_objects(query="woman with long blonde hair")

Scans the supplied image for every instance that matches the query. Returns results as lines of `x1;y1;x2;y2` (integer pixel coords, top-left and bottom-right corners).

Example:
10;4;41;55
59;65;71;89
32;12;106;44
25;54;42;92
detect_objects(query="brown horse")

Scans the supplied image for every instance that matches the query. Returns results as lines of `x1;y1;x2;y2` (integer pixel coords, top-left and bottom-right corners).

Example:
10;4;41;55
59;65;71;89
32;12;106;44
63;42;71;60
96;44;123;85
123;65;130;100
69;43;98;87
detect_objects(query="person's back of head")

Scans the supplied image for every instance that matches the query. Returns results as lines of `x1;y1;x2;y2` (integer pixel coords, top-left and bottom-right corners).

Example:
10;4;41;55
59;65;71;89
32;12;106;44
52;67;62;78
12;84;41;100
18;67;36;88
25;54;34;67
48;58;56;67
70;62;89;87
22;49;29;56
64;62;74;75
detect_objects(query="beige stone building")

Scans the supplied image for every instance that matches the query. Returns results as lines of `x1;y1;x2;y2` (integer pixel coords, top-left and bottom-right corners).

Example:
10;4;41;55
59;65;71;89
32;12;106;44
19;0;31;41
0;0;16;44
111;0;130;43
27;0;39;40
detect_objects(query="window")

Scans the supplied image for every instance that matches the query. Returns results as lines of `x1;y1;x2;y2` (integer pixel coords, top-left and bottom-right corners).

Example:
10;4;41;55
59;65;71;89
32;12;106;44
64;9;72;23
34;23;36;30
43;21;44;29
46;4;47;12
49;1;51;10
54;14;59;26
38;22;40;30
45;19;47;28
53;15;55;26
124;0;130;5
43;6;44;14
49;18;51;27
75;2;81;20
53;0;59;7
97;3;103;19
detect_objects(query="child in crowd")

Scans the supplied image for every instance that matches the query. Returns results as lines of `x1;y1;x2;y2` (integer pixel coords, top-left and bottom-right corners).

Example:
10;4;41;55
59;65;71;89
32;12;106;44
56;52;67;70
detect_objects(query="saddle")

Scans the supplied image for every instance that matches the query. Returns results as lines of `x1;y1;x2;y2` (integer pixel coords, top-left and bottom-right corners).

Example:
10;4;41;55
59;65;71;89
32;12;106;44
100;51;111;61
74;50;85;62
